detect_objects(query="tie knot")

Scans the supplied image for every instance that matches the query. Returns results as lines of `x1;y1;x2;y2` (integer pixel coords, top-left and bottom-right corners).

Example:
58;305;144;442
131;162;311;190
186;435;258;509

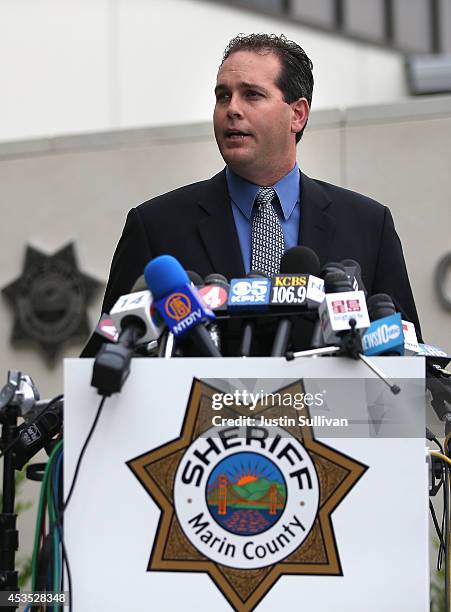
255;187;276;209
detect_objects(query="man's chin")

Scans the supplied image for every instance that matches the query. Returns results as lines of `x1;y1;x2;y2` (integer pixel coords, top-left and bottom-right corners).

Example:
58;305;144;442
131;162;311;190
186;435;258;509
221;148;255;169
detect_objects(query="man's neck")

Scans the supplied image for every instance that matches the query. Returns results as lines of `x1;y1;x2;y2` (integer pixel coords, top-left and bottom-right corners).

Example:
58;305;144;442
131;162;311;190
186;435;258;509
227;162;297;187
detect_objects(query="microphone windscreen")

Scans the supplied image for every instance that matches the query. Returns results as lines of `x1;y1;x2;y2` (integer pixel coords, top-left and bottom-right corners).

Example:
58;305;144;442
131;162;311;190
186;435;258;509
320;261;347;279
280;246;320;275
324;271;353;293
247;270;268;278
130;275;148;293
187;270;203;286
367;293;396;320
204;273;228;286
341;259;362;275
144;255;189;300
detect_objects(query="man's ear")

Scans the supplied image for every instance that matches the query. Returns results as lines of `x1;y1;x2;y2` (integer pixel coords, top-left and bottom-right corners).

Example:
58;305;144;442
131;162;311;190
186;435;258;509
290;97;310;135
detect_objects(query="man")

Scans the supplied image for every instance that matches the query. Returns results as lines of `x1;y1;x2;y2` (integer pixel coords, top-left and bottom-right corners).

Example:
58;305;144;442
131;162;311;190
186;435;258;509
82;33;420;357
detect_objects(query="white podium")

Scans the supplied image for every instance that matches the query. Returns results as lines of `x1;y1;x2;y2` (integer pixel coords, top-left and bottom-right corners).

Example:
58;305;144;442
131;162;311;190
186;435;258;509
64;357;428;612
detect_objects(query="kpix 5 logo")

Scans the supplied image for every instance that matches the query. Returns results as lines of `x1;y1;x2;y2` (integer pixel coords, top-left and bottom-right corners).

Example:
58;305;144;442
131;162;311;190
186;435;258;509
228;278;271;306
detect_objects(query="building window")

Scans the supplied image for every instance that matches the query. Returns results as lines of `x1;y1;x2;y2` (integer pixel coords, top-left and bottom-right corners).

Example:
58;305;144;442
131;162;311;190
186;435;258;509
290;0;336;28
344;0;385;42
393;0;431;52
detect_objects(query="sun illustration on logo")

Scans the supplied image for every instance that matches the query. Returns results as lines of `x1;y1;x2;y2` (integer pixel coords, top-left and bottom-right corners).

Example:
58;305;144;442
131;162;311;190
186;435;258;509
206;452;287;536
127;379;367;612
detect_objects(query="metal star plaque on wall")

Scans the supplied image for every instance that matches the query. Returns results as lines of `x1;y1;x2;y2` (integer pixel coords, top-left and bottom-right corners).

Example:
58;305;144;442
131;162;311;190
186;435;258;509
2;243;103;362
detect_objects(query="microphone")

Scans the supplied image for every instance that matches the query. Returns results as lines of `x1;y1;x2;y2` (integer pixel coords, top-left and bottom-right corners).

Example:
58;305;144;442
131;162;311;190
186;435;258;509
271;246;323;310
145;255;222;357
310;261;348;348
10;398;63;470
427;366;451;422
198;273;229;312
271;246;321;356
94;314;119;343
418;343;451;366
200;273;230;351
236;270;268;357
362;294;404;356
109;275;165;347
228;275;271;312
402;319;420;355
318;270;370;355
186;270;203;287
341;259;367;295
366;292;421;357
91;276;165;396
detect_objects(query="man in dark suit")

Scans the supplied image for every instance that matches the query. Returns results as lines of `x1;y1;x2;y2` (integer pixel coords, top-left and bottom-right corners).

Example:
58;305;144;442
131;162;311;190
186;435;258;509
82;33;420;357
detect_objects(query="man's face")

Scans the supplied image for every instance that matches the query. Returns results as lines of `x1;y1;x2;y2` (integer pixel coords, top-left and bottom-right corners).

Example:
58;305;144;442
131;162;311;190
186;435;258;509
213;50;305;183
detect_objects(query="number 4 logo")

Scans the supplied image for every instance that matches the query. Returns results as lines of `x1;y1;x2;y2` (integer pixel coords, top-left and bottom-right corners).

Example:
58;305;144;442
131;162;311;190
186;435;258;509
199;285;228;310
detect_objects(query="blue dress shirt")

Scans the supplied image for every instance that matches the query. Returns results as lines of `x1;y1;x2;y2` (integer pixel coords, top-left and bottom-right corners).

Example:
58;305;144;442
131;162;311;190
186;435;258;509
226;163;301;273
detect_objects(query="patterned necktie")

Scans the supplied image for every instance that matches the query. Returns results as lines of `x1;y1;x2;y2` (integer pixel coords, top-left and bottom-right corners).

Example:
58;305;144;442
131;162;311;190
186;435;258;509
250;187;285;277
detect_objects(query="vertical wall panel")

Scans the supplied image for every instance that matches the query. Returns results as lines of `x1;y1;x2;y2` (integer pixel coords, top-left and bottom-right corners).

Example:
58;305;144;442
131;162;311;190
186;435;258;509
291;0;335;27
239;0;283;11
440;0;451;53
393;0;430;52
345;0;384;41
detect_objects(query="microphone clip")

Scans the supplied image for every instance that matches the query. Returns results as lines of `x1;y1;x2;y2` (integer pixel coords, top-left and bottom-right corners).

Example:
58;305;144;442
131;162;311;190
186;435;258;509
336;318;362;359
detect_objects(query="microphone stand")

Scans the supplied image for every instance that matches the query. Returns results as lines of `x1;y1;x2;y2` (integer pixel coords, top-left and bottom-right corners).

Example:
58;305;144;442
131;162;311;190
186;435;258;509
285;319;401;395
159;331;175;358
0;372;39;610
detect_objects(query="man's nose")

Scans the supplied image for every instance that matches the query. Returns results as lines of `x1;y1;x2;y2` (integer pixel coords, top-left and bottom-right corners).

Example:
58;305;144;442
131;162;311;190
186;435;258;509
227;93;243;119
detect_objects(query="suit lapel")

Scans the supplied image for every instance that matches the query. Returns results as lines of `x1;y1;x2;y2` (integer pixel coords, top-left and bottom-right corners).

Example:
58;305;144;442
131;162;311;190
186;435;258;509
196;170;245;279
299;172;337;267
195;170;336;278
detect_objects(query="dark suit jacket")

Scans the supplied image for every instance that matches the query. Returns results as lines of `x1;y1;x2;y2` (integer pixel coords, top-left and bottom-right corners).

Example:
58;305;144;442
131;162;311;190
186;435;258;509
82;169;421;356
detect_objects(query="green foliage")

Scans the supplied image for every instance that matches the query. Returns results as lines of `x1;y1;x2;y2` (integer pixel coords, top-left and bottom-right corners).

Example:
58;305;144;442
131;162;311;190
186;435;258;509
431;538;445;612
430;567;445;612
18;556;32;588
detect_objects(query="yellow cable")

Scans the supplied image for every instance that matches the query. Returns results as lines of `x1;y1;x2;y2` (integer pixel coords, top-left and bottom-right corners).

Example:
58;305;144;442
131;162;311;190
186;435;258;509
431;451;451;467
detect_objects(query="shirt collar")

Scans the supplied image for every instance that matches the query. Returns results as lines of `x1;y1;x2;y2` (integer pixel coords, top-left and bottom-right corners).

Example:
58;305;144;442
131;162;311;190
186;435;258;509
226;163;300;221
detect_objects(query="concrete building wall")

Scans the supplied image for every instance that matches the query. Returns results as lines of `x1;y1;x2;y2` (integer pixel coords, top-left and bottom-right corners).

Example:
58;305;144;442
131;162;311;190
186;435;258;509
1;0;407;142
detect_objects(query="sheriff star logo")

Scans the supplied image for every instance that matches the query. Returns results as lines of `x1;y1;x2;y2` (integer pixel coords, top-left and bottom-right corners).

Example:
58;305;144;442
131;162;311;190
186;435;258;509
128;379;367;612
2;243;102;361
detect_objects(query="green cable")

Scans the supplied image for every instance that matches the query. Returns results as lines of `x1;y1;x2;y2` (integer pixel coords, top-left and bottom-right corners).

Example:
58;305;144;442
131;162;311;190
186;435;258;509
46;457;59;595
30;462;50;591
30;440;63;592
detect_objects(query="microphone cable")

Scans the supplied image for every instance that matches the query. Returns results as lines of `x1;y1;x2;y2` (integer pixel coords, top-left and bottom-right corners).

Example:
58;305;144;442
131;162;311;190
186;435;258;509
58;393;107;611
63;394;106;512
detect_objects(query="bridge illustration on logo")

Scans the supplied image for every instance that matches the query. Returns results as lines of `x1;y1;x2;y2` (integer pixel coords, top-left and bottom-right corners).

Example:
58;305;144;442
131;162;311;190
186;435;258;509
127;379;368;612
206;452;287;536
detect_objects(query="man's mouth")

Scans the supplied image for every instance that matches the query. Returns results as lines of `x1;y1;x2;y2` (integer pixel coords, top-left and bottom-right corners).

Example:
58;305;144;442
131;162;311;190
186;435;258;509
224;130;251;140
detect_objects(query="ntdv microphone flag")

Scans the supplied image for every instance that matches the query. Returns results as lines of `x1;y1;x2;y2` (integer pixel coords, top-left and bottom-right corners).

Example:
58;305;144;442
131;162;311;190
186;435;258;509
144;256;215;338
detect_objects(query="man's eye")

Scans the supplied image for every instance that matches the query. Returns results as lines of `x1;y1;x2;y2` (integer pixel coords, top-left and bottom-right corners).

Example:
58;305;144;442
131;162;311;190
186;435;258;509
246;91;262;98
216;93;230;102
